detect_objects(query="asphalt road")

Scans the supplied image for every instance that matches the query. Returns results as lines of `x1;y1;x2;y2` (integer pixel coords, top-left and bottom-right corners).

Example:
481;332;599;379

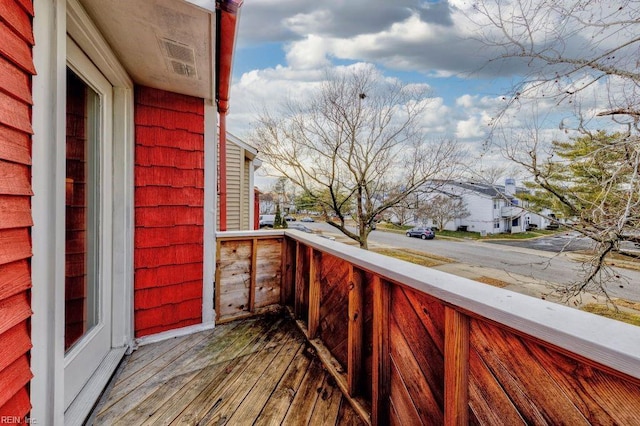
302;221;640;302
486;232;596;252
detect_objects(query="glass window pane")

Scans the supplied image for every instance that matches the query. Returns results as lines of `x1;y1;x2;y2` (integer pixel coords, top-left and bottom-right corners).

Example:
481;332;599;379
65;68;100;352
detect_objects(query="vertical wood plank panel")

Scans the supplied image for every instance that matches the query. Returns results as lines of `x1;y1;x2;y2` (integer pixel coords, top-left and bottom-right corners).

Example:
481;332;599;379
214;239;222;321
280;237;288;306
294;242;304;318
444;307;469;426
307;248;321;339
348;265;363;396
249;238;257;312
372;276;390;426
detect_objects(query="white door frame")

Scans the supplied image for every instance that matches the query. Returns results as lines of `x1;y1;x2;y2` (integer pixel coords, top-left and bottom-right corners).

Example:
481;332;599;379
31;0;135;424
64;34;115;411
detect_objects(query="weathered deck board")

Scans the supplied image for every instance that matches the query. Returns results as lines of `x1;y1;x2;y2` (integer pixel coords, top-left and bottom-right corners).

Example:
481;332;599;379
218;340;305;424
95;320;260;424
94;312;365;425
281;355;327;425
99;320;251;410
252;346;313;425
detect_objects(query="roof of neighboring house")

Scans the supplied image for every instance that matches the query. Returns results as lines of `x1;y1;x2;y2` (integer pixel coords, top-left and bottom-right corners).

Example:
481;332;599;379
438;181;528;198
226;132;262;169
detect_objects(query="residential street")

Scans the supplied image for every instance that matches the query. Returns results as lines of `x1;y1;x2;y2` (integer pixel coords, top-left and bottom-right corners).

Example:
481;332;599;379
303;221;640;303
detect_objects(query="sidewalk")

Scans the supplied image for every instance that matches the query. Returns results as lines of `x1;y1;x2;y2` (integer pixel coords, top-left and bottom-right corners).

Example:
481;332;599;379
431;260;611;307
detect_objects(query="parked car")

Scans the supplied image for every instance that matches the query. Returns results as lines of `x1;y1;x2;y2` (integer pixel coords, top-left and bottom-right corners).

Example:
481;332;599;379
300;216;315;222
259;214;275;228
406;227;435;240
284;215;296;222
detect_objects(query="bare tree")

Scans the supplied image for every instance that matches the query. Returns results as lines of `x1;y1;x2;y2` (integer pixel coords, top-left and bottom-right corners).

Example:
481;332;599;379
468;0;640;297
251;66;462;248
465;163;521;186
419;195;471;231
388;201;415;226
469;0;640;123
387;190;421;226
272;177;294;213
259;192;275;214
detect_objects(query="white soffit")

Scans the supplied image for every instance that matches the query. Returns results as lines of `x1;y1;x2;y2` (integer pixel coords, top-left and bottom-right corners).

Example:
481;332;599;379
79;0;214;100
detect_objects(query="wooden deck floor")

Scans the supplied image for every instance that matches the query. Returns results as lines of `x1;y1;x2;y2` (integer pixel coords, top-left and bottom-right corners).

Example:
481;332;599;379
91;311;365;425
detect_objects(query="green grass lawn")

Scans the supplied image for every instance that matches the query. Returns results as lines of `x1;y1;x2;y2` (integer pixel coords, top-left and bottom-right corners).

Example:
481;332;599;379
371;248;452;267
581;304;640;327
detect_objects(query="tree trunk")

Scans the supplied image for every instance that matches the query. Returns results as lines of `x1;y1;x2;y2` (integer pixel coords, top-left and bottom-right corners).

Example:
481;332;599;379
359;219;368;250
357;186;368;249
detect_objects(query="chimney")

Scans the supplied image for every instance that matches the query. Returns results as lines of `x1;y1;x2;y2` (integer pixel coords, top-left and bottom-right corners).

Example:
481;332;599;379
505;178;516;197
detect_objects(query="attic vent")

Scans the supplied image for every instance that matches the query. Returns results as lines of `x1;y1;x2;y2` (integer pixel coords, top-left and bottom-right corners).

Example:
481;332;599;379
171;60;197;78
159;37;198;78
161;38;195;63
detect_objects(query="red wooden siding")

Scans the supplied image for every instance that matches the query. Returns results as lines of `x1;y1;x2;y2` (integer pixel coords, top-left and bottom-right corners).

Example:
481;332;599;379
134;86;205;337
0;0;34;420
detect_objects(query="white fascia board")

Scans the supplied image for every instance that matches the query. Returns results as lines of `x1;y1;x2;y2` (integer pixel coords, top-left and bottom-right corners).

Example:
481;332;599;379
182;0;217;13
227;131;258;158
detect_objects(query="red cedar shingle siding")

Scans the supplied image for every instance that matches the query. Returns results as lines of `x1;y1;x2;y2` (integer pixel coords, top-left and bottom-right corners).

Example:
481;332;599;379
134;86;204;337
0;0;34;418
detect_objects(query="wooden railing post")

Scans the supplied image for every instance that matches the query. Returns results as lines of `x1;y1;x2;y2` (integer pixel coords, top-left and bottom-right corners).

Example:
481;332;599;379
444;307;470;426
307;249;321;339
249;238;257;312
372;275;390;426
280;237;289;306
348;265;364;396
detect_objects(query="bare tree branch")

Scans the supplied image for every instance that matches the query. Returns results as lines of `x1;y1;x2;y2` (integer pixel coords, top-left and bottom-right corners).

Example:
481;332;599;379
251;67;463;248
467;0;640;297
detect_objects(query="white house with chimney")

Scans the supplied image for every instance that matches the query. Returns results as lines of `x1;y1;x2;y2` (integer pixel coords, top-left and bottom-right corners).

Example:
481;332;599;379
429;179;552;235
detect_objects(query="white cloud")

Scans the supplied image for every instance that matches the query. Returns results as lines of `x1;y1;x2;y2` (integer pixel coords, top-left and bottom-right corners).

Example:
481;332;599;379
284;35;331;69
284;9;333;36
415;97;453;134
456;116;486;140
455;94;476;109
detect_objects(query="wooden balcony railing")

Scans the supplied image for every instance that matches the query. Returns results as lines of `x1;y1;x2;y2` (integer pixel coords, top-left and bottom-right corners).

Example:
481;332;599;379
215;230;640;425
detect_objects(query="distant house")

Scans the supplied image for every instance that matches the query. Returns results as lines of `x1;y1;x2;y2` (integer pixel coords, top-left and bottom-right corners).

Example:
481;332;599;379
218;132;261;230
431;179;551;234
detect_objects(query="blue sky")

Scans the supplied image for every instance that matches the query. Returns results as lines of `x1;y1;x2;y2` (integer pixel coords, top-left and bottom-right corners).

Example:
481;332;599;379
233;43;516;107
226;0;632;189
227;1;517;142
